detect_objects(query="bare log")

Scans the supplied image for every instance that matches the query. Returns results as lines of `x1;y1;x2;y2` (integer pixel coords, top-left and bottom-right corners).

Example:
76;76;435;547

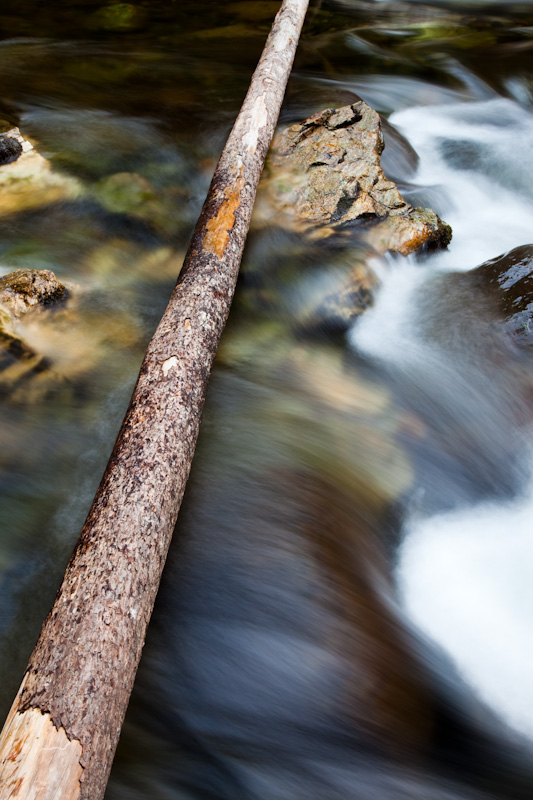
0;2;309;798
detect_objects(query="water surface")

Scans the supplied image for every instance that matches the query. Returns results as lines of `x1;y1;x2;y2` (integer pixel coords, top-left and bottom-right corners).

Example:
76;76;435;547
0;1;532;798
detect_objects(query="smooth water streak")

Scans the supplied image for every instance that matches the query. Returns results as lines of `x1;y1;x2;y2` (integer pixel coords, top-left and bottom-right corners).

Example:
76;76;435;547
351;94;533;742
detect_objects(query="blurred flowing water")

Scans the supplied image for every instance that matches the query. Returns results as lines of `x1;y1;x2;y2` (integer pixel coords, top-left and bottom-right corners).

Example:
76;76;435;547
0;1;532;798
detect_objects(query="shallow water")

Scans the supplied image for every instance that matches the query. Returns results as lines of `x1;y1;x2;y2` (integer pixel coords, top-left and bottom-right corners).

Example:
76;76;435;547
0;1;533;798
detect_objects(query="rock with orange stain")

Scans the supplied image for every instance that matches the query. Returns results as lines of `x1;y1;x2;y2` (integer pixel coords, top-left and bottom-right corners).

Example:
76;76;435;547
260;102;451;256
248;102;451;331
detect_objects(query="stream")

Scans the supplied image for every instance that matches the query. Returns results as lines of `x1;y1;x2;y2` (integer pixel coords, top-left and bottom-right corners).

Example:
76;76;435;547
0;1;532;798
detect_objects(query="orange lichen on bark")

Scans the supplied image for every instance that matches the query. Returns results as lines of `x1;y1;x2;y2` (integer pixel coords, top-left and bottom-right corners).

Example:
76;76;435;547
202;175;245;258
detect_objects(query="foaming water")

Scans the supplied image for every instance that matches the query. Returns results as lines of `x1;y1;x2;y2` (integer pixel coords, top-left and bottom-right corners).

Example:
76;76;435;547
349;257;425;365
397;481;533;741
390;99;533;269
351;94;533;742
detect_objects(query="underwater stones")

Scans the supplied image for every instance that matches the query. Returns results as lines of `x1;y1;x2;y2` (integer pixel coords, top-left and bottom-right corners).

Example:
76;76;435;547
91;172;181;236
0;268;66;393
424;245;533;354
0;127;82;216
0;269;67;401
295;260;380;336
0;269;66;317
0;265;142;404
88;3;149;32
218;329;414;508
92;172;156;216
263;102;452;256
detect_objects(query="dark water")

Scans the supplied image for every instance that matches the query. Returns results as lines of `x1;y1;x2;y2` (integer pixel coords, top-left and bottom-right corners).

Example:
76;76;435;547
0;1;532;798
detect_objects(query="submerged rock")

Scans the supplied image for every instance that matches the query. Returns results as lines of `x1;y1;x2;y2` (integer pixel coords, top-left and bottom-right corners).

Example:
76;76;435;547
90;172;186;236
420;244;533;355
0;269;66;316
217;329;414;507
411;245;533;489
295;259;380;336
0;127;82;217
0;268;66;399
0;266;142;404
262;102;452;256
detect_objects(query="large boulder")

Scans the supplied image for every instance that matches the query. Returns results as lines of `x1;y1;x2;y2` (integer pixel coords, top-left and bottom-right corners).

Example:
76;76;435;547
260;102;451;255
248;102;452;335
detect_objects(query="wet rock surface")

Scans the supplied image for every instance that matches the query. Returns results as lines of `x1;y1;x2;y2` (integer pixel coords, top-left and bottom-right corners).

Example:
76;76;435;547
248;102;452;334
0;266;141;404
0;136;23;165
0;269;66;317
262;102;452;256
470;244;533;346
0;269;66;399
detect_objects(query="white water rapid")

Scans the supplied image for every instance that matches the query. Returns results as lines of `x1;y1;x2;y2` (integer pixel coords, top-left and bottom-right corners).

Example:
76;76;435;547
350;96;533;743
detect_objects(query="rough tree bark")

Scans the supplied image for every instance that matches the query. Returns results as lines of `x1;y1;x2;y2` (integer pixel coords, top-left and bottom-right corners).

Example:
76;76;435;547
0;1;309;797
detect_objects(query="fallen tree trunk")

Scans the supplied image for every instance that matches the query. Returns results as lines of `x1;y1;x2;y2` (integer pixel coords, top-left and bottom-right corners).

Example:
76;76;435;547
0;2;309;797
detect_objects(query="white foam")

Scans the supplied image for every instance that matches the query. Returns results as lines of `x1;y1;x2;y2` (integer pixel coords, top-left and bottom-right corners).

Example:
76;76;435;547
350;95;533;740
349;257;426;365
390;98;533;270
397;490;533;740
